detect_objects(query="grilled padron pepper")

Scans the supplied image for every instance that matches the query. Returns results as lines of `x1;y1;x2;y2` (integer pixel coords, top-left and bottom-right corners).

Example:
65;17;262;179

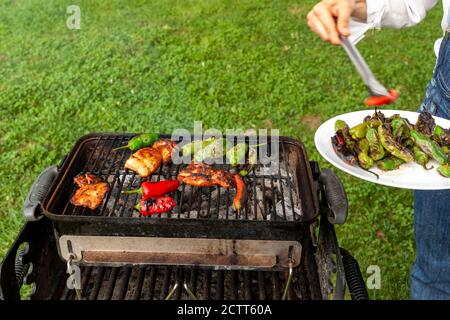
437;164;450;178
377;157;405;171
433;125;450;147
366;127;385;161
410;130;449;165
135;196;176;216
335;120;356;151
122;180;179;199
355;138;374;170
349;123;367;140
181;138;215;156
378;125;414;162
194;138;226;162
364;111;385;128
391;117;410;141
227;143;248;167
331;131;358;165
413;146;432;170
239;146;258;176
113;133;159;151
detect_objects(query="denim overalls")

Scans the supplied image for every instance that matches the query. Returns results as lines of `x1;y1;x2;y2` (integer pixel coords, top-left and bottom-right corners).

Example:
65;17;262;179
412;13;450;299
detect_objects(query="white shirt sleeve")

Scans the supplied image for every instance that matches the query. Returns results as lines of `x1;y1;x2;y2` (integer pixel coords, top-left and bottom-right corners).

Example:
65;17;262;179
366;0;439;28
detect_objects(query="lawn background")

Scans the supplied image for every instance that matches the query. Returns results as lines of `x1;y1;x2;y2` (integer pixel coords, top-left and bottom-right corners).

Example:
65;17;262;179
0;0;443;299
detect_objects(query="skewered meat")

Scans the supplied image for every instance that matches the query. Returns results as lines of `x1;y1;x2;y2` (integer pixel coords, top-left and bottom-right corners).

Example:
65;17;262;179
70;173;109;210
152;139;177;165
125;147;162;178
177;163;235;189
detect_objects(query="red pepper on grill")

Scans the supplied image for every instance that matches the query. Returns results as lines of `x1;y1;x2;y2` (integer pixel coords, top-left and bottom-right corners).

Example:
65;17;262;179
135;196;176;216
233;174;247;213
122;180;179;199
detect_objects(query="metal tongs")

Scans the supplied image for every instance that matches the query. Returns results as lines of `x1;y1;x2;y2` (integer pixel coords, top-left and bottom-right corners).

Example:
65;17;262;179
340;36;390;97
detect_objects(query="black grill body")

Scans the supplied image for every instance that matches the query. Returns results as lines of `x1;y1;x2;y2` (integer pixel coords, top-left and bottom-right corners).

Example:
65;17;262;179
0;162;368;300
0;134;368;300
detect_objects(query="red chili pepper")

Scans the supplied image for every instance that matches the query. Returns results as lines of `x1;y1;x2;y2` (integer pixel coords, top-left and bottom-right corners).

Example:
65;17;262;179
364;89;399;107
122;180;179;199
135;196;176;216
233;174;247;212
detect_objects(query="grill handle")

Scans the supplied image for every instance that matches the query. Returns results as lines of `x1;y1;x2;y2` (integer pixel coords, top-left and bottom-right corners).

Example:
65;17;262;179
23;165;58;221
340;247;369;300
319;169;348;225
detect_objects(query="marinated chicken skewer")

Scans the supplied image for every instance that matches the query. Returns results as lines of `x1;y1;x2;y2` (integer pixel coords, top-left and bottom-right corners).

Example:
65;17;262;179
70;173;110;210
177;162;235;189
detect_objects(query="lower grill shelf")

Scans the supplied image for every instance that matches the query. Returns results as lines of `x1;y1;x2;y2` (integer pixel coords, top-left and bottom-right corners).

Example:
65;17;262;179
0;218;323;300
59;265;313;300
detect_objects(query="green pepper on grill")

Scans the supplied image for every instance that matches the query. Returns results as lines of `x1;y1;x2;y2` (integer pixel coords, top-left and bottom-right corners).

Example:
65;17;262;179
226;143;248;167
113;133;159;151
181;138;215;157
193;138;227;162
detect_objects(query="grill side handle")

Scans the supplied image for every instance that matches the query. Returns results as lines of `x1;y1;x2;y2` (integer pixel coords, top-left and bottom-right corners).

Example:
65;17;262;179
318;169;348;225
23;166;58;221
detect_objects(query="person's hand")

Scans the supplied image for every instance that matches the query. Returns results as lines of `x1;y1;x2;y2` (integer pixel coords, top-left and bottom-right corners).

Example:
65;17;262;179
307;0;367;45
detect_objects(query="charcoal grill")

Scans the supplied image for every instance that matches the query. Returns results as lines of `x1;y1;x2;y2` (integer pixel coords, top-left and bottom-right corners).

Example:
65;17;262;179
1;134;368;300
24;133;322;270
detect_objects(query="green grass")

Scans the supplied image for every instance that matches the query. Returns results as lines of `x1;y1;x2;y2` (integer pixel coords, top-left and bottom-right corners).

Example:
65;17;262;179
0;0;443;299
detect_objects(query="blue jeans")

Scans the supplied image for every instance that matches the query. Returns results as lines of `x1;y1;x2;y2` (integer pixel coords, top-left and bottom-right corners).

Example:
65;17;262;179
412;33;450;300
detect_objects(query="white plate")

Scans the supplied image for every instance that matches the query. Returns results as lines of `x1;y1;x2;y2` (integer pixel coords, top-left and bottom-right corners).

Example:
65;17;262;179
314;109;450;190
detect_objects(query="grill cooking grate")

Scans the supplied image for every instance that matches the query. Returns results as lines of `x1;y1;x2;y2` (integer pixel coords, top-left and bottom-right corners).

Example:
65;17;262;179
58;264;314;300
59;135;303;222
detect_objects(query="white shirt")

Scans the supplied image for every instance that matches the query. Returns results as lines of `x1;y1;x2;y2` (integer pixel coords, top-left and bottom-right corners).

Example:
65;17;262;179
362;0;449;57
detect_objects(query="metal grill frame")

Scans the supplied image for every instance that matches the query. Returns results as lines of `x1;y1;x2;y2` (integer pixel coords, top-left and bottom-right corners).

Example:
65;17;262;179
0;217;323;300
0;160;366;301
41;133;319;240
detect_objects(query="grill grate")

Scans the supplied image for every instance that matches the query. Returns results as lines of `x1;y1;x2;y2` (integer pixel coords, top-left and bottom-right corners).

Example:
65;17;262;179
58;264;314;300
59;135;304;222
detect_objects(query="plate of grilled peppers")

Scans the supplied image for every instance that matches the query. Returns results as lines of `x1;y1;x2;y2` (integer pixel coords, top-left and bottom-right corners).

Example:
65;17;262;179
315;110;450;190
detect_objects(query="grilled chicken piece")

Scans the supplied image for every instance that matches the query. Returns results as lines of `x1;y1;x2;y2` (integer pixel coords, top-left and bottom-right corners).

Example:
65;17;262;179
125;147;162;177
152;139;177;165
74;172;102;186
70;173;109;210
177;163;235;189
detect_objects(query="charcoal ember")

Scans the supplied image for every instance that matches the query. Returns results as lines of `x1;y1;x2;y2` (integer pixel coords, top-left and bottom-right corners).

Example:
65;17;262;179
255;165;279;176
210;187;232;207
217;207;237;220
248;202;265;220
269;199;303;220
